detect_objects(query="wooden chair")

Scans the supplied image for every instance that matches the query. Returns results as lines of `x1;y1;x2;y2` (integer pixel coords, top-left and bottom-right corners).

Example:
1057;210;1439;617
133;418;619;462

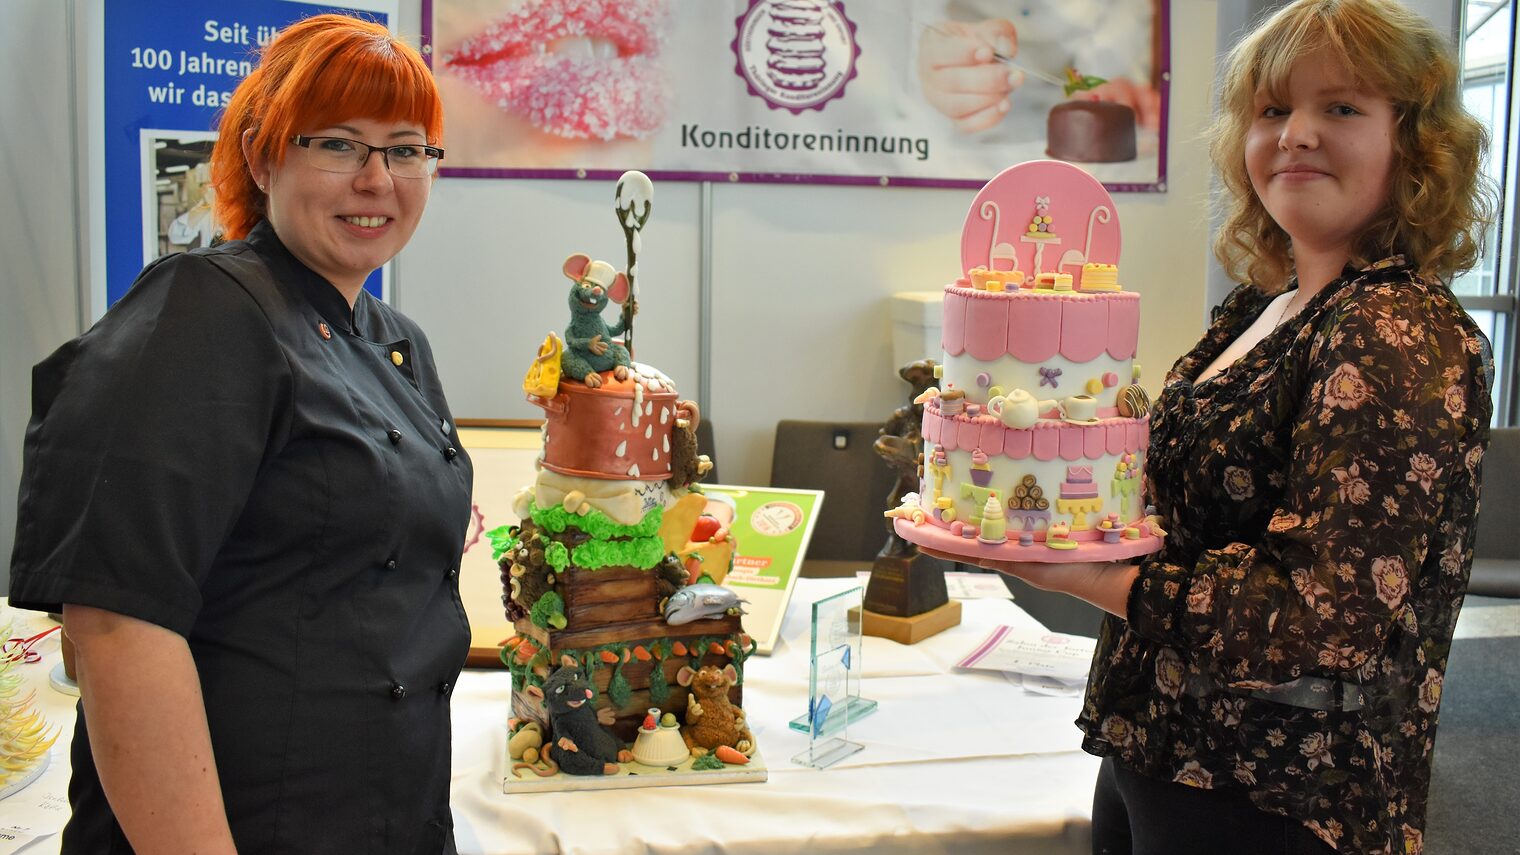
1471;427;1520;598
769;420;899;563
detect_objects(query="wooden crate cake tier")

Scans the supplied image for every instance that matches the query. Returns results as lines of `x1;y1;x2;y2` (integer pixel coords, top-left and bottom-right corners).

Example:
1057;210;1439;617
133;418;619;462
506;613;752;745
495;498;755;745
497;497;689;633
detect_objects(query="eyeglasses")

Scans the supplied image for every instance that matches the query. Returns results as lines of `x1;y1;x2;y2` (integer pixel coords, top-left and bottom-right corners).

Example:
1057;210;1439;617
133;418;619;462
290;135;444;179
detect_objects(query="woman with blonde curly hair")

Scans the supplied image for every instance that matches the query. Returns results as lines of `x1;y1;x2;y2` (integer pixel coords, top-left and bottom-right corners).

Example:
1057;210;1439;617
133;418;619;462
936;1;1494;851
10;14;471;854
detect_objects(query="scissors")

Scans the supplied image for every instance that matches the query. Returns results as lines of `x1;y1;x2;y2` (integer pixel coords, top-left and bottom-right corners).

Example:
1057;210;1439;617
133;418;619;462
3;625;61;664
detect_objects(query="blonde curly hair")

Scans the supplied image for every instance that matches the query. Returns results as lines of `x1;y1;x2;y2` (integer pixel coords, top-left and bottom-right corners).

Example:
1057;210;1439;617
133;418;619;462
1210;0;1494;292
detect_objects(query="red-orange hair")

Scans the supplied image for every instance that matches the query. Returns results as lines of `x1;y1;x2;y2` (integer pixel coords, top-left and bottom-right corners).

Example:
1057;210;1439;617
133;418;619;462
209;14;443;240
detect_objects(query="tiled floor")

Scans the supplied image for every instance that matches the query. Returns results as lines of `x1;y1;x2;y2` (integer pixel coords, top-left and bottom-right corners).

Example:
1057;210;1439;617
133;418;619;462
1428;599;1520;854
1454;597;1520;639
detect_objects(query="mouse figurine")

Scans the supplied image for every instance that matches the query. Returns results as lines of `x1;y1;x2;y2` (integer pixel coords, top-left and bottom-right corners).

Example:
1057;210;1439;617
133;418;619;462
679;664;754;757
513;662;632;777
559;253;634;389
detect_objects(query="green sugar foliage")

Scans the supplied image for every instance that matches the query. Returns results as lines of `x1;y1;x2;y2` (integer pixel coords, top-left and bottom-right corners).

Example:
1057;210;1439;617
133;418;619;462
529;590;566;630
529;500;663;539
544;541;570;573
691;752;725;771
648;649;671;704
608;660;632;709
582;652;599;703
504;646;548;692
571;535;666;570
487;525;520;563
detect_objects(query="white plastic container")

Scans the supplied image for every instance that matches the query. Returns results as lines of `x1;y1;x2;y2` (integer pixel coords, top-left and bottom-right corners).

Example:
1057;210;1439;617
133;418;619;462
889;290;945;369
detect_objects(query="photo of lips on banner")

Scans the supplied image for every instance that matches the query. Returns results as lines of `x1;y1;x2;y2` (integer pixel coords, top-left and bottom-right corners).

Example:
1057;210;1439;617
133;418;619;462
423;0;1169;191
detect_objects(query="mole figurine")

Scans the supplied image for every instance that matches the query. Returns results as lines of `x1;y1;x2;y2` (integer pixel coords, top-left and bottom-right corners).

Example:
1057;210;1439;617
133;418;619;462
513;662;632;777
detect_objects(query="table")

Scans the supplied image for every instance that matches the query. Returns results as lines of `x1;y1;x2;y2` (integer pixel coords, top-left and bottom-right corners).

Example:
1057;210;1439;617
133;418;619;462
4;579;1101;854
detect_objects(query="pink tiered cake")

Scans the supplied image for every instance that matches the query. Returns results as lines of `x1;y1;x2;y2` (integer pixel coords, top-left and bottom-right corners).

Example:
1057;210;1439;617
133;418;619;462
891;160;1164;563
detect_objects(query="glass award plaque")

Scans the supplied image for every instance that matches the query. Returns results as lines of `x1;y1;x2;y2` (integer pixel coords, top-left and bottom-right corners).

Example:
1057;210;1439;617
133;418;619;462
790;586;877;769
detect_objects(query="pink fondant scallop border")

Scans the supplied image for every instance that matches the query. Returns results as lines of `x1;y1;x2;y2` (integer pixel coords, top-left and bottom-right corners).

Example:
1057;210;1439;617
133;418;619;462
924;410;1150;462
942;286;1140;363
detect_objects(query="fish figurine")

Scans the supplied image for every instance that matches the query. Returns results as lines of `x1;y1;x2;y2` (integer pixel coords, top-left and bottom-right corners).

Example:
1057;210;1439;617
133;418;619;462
663;584;748;626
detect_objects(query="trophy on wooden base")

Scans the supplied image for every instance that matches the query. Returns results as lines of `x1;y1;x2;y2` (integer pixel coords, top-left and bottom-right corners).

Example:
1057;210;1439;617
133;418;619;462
862;359;962;644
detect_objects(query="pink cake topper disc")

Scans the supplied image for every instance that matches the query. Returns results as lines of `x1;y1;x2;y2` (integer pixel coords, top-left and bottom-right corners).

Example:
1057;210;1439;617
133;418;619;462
960;161;1121;290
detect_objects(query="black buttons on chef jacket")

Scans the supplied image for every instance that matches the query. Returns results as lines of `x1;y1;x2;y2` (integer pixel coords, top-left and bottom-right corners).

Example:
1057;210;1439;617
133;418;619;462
385;558;398;571
438;682;452;696
448;565;459;580
388;429;402;445
443;447;458;461
391;683;407;700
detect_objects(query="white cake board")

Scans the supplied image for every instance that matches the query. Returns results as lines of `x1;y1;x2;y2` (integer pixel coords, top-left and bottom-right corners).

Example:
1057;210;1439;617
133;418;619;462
896;517;1163;563
503;746;767;793
0;753;50;802
50;662;80;696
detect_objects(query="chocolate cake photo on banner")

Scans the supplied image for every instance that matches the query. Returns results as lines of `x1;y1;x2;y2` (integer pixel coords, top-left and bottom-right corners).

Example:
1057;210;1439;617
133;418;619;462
424;0;1169;191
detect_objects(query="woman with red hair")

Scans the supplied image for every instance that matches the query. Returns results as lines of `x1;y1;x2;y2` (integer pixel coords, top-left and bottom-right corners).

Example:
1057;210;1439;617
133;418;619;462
10;15;470;854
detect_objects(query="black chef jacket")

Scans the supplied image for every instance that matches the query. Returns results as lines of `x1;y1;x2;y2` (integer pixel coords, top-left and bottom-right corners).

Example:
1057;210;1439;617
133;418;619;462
9;220;473;854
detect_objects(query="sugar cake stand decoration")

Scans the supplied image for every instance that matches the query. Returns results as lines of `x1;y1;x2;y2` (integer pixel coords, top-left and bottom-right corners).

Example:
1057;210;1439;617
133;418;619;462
893;160;1165;564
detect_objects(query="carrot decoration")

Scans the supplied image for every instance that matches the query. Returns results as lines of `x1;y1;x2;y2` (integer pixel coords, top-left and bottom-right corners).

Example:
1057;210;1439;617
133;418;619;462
713;745;749;765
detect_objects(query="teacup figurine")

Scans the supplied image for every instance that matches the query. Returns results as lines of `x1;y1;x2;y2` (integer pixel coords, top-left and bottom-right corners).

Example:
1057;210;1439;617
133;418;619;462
1061;394;1101;425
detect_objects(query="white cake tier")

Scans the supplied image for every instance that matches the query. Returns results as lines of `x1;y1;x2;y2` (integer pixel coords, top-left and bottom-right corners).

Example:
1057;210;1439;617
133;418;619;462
939;283;1139;410
912;394;1149;548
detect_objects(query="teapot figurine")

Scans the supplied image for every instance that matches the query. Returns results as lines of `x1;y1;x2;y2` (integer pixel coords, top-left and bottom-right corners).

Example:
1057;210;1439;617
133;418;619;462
988;388;1059;430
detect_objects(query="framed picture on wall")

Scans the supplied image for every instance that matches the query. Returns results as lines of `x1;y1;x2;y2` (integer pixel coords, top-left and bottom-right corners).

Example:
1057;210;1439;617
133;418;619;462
456;419;543;667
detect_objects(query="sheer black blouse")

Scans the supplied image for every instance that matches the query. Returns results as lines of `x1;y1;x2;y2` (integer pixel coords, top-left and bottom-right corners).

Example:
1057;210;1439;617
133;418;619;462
1078;258;1491;855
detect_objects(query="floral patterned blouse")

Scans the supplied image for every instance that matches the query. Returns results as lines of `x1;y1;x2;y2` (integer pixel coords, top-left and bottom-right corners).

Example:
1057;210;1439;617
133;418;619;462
1077;258;1492;855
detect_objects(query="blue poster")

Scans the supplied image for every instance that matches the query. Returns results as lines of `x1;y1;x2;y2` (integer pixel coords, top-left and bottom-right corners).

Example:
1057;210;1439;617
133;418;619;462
102;0;392;309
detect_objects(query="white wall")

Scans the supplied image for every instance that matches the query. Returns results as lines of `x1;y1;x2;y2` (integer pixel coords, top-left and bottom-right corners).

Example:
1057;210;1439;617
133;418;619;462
2;0;1230;586
403;0;1222;486
1;0;82;589
401;179;705;424
1206;0;1460;311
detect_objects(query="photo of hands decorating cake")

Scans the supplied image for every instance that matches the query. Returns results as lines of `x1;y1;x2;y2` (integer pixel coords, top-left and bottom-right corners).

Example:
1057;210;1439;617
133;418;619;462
889;159;1166;564
913;0;1161;176
500;171;764;791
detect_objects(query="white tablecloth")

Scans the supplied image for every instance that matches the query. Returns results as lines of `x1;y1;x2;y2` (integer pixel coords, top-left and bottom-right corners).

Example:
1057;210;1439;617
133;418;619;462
4;579;1100;854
